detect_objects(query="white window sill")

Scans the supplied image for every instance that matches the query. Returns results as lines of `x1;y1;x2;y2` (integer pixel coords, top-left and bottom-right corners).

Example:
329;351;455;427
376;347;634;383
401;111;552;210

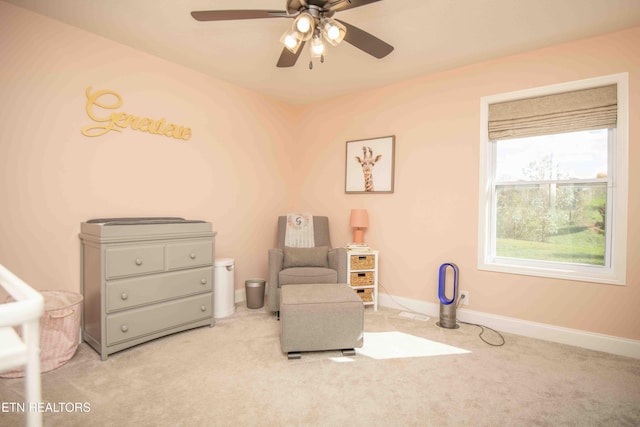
478;257;625;286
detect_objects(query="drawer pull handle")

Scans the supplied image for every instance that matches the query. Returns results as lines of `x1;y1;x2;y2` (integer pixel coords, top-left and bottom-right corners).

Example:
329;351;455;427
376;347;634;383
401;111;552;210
121;292;128;300
121;324;129;333
200;278;207;285
190;253;197;260
135;258;143;266
200;305;206;312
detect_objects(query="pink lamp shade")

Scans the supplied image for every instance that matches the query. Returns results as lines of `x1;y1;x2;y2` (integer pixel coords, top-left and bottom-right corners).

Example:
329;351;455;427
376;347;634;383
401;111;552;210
350;209;369;244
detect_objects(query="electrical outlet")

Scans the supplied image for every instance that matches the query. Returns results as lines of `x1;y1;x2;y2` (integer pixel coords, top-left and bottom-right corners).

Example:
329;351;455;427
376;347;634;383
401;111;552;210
459;290;470;306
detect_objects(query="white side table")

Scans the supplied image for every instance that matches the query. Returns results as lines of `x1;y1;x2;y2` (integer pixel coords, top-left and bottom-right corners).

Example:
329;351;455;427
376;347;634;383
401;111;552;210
346;250;378;310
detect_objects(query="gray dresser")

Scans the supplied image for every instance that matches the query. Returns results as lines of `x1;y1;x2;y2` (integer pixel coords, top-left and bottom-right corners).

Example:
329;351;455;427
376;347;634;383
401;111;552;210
79;218;216;360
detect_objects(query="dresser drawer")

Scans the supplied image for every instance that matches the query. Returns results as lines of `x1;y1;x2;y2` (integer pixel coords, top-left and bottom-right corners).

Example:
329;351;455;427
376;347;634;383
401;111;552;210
106;293;212;346
166;239;213;270
106;267;213;313
106;245;165;279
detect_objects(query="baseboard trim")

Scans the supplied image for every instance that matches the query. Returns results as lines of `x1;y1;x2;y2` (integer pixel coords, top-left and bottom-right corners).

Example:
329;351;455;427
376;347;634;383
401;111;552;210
378;293;640;360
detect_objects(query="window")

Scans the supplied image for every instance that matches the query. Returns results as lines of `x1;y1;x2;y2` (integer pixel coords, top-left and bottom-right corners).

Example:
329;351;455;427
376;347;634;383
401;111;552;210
478;74;628;285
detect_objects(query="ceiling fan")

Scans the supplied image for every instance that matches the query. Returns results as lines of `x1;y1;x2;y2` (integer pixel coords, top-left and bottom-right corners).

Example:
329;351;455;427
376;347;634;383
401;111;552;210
191;0;394;68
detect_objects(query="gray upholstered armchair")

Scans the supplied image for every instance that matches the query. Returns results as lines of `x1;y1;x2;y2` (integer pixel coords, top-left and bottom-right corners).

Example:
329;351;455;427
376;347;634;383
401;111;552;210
268;216;347;314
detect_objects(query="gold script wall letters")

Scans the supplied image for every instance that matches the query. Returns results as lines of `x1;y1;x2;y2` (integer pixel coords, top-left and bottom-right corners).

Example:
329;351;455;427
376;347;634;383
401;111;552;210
81;87;192;141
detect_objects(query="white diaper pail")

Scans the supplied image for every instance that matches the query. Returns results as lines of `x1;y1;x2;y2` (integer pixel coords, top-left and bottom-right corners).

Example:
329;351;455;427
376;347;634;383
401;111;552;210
214;258;235;318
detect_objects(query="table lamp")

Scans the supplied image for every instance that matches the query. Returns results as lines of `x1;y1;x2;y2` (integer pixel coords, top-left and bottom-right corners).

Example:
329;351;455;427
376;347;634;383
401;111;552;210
350;209;369;244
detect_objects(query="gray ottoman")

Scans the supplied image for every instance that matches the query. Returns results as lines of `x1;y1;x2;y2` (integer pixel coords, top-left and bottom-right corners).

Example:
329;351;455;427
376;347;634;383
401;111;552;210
280;283;364;359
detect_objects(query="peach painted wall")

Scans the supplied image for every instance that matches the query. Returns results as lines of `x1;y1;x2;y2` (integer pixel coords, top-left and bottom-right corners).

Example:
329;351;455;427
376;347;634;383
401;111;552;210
1;1;638;341
294;27;640;340
0;2;296;297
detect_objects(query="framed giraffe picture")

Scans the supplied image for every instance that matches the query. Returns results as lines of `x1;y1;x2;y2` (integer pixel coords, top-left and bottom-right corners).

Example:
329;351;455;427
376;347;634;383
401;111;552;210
345;135;395;194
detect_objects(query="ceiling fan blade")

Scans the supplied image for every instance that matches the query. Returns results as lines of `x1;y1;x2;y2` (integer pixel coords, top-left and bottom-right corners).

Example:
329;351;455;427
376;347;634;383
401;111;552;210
287;0;304;15
277;41;306;68
191;10;289;21
337;19;393;59
325;0;382;13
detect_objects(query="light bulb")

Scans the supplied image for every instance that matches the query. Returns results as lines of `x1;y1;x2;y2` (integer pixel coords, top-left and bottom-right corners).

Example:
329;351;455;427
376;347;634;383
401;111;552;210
280;29;302;53
284;34;297;49
310;36;325;58
320;18;346;46
327;25;340;40
312;42;324;55
296;15;312;33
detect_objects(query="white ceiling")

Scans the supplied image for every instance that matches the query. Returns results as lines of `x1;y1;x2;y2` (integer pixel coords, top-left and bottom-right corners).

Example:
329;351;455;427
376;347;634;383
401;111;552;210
6;0;640;105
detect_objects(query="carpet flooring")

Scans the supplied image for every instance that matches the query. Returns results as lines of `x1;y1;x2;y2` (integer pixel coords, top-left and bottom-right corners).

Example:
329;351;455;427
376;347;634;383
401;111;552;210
1;303;639;426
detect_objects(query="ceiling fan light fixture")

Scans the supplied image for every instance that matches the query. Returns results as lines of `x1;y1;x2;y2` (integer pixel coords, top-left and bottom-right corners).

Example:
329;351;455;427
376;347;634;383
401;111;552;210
320;18;346;46
310;34;325;58
190;1;394;68
280;29;302;53
293;12;314;41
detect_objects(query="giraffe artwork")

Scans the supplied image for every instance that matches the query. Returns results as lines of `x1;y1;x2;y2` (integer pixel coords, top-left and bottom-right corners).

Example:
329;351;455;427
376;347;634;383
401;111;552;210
345;136;395;194
355;146;382;192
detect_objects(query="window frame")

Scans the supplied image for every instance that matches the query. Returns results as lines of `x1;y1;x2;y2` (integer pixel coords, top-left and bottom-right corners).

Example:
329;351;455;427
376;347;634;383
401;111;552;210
478;73;628;285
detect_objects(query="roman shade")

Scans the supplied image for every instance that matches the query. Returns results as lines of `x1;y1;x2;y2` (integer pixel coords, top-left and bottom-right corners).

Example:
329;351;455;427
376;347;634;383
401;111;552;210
488;84;617;141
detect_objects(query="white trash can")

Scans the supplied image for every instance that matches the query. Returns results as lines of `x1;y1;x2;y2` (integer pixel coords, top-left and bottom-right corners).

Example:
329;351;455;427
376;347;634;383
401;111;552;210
214;258;235;319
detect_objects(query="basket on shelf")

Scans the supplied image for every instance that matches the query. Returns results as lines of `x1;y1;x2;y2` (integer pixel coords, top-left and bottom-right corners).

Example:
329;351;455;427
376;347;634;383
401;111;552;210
349;255;375;270
350;271;374;286
356;288;374;302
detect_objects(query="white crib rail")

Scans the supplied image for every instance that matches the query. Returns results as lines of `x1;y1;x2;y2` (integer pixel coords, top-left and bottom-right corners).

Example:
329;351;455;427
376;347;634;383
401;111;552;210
0;264;44;427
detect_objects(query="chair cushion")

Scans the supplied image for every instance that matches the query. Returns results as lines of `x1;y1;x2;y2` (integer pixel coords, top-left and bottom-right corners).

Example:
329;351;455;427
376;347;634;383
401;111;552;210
279;267;337;285
283;246;329;268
